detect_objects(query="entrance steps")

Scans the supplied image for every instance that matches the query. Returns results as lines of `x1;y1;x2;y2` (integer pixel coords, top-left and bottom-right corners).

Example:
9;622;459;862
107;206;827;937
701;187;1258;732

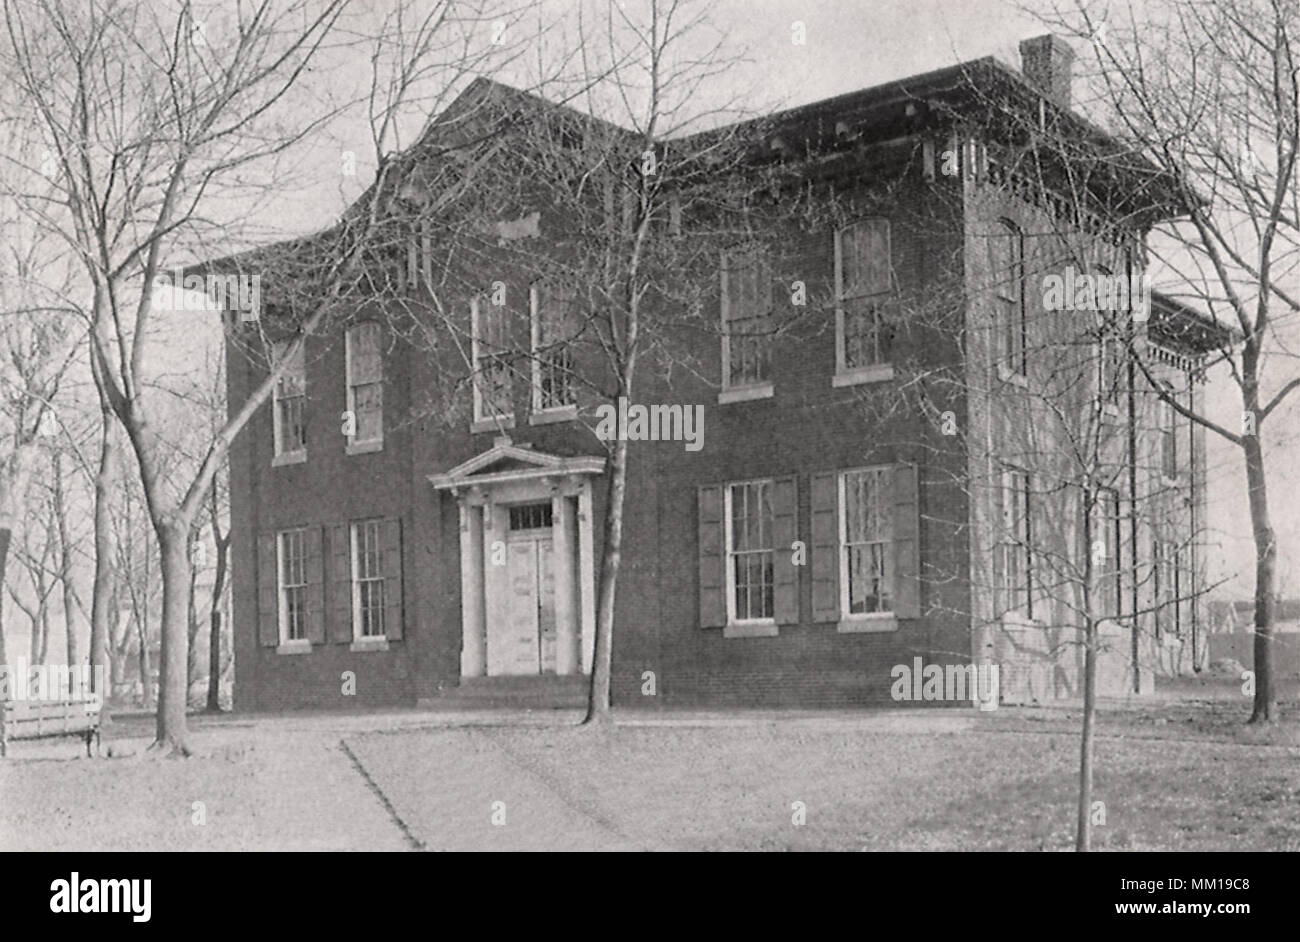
418;674;589;710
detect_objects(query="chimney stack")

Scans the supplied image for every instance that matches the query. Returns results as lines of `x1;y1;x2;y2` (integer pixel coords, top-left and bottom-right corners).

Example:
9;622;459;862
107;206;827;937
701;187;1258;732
1019;34;1075;109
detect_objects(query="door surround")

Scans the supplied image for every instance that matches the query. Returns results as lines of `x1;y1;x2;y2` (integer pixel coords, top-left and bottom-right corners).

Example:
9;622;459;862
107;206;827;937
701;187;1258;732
429;437;604;679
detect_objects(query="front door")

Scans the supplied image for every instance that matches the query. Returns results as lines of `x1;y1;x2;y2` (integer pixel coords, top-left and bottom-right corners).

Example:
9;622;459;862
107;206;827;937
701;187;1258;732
494;535;557;675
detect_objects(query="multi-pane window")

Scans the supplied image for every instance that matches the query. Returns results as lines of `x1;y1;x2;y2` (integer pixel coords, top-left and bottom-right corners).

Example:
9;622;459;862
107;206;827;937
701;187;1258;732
835;219;892;370
352;519;386;638
1094;487;1123;620
346;322;383;445
726;480;774;621
721;246;773;388
272;341;306;457
1094;268;1123;408
472;296;512;421
278;528;307;642
1159;385;1178;479
992;221;1026;375
841;468;892;614
995;469;1032;618
532;284;578;411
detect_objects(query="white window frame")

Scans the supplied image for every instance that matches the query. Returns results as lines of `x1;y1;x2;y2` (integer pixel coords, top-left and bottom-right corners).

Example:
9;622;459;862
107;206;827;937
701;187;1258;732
723;479;776;625
1159;382;1180;483
271;340;306;466
350;519;386;641
529;282;578;424
277;528;308;645
833;219;895;386
344;322;384;454
838;466;894;621
719;246;774;402
1093;486;1123;621
471;295;516;431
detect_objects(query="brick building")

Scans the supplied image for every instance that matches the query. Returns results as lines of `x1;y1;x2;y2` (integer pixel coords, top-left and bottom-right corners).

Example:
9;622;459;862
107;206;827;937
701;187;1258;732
218;36;1229;712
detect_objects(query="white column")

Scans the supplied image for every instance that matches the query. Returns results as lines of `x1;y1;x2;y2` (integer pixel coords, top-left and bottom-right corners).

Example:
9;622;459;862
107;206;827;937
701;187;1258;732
458;502;486;678
482;499;508;676
577;483;597;675
552;491;578;675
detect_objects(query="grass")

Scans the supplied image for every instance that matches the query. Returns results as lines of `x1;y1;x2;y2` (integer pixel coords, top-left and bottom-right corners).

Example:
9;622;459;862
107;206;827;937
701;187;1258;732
1;678;1296;851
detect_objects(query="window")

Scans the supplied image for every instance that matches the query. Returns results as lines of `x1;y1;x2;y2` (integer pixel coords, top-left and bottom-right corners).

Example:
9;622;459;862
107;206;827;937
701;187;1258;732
721;245;773;389
1153;538;1180;640
1159;384;1178;479
1094;267;1123;409
272;340;306;459
345;322;383;447
835;218;892;371
841;468;892;615
509;502;553;531
1094;487;1123;620
992;221;1026;376
531;283;578;412
278;528;308;642
351;519;386;638
995;469;1032;618
472;296;513;423
725;480;774;622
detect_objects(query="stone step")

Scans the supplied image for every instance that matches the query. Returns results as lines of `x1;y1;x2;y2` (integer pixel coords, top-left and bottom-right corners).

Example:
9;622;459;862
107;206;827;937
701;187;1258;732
418;674;589;710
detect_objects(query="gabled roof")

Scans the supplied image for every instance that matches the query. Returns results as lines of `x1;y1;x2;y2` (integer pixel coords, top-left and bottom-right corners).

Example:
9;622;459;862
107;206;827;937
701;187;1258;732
427;438;604;490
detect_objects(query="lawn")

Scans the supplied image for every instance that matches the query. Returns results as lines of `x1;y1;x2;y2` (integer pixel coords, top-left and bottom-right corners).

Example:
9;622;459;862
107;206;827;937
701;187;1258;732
2;682;1296;851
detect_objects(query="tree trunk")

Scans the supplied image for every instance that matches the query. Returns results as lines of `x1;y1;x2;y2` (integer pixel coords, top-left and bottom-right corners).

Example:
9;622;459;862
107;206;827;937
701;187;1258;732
53;452;80;671
1243;433;1277;722
584;433;629;726
136;614;151;708
186;540;199;700
152;523;193;754
89;419;117;707
1076;618;1098;852
207;528;229;712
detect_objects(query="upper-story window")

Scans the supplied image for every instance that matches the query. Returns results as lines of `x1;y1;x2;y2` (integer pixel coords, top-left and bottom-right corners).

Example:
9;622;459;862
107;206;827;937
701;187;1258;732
1093;486;1123;620
720;245;773;391
472;295;513;425
1094;266;1123;411
345;322;383;450
272;340;306;461
992;220;1026;377
531;283;578;414
1159;383;1179;480
835;218;892;374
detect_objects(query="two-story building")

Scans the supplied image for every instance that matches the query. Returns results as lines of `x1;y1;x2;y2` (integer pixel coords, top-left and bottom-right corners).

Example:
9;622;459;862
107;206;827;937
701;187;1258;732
216;35;1229;712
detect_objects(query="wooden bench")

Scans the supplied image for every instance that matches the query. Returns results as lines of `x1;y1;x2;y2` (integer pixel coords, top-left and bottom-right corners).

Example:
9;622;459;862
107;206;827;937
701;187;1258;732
0;697;103;757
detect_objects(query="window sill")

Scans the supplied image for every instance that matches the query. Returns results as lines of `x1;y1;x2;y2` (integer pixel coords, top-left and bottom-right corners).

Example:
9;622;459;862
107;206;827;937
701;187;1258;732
832;363;894;387
349;638;389;652
1000;613;1043;629
718;382;774;404
272;451;307;467
996;365;1029;387
471;414;516;434
723;620;779;638
346;438;383;456
276;640;312;655
529;404;578;426
836;613;899;633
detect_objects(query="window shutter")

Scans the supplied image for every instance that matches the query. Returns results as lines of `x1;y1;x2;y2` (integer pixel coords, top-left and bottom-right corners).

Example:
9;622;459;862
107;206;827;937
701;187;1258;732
304;527;325;644
891;462;921;618
771;476;799;625
757;249;773;315
810;472;839;622
328;524;353;643
697;485;726;628
382;518;404;640
257;533;279;647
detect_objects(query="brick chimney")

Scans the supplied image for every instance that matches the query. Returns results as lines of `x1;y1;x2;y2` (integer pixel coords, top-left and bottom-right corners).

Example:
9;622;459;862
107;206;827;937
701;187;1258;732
1019;34;1075;109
